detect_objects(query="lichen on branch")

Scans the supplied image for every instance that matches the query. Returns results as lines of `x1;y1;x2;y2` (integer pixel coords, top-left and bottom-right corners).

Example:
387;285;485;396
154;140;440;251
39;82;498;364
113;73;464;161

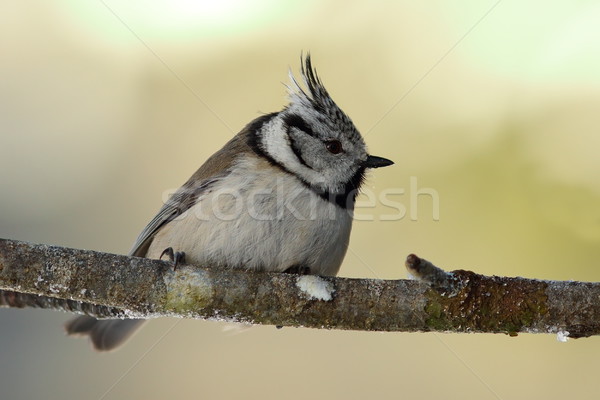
1;238;600;338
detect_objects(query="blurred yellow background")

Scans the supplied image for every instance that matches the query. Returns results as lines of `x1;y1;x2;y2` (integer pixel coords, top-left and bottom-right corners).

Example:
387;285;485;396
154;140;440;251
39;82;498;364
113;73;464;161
2;1;600;399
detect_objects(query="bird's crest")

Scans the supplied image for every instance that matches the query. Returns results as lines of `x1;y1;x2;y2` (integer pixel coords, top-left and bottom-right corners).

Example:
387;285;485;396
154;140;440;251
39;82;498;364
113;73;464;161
287;53;358;139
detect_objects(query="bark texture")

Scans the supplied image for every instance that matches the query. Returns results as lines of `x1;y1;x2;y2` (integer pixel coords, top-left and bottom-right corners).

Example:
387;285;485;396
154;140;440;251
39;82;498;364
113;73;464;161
1;238;599;338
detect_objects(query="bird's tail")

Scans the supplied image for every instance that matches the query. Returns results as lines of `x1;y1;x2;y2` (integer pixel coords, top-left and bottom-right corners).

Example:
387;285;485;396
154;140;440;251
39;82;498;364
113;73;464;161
65;316;146;351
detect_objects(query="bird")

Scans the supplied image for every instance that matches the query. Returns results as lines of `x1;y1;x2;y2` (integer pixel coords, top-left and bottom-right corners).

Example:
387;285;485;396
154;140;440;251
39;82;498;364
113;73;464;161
65;54;394;351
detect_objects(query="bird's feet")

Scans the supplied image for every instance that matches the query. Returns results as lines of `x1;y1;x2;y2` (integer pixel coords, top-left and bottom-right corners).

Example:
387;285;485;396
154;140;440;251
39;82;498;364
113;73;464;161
160;247;186;270
283;265;312;275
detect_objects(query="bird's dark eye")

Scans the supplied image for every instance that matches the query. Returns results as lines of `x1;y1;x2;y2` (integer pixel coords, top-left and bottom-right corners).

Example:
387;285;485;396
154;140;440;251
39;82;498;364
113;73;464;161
325;140;343;154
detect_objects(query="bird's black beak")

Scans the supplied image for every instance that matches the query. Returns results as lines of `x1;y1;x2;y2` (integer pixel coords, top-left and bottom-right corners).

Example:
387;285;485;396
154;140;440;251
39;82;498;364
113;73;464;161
363;155;394;169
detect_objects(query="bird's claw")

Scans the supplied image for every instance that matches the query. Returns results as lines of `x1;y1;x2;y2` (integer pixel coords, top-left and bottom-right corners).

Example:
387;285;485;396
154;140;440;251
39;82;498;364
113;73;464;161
160;247;186;270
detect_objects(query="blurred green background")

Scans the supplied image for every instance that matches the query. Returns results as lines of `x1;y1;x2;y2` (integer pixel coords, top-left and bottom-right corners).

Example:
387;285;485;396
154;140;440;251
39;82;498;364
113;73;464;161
2;1;600;399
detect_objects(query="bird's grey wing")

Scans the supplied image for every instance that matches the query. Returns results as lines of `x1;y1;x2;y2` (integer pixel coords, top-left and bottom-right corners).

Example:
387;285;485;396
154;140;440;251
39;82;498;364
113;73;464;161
128;123;258;257
128;178;219;257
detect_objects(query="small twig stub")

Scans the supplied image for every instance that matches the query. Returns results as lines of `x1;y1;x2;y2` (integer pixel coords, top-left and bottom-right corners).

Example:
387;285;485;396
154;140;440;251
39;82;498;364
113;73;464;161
1;238;600;337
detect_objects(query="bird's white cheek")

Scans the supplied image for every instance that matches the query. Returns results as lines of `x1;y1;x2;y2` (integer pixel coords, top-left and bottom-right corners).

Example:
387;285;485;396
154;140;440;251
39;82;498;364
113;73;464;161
261;119;326;186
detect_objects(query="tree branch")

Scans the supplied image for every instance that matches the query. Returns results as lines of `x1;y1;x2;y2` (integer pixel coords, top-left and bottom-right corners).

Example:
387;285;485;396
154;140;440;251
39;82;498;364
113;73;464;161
1;238;599;339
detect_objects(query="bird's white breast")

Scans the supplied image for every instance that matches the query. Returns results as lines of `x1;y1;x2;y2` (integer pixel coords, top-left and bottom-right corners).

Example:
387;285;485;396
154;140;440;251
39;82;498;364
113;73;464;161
146;155;353;276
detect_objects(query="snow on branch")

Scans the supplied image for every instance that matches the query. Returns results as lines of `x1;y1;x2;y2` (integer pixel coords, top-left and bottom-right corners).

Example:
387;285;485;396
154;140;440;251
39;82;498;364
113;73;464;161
1;238;600;339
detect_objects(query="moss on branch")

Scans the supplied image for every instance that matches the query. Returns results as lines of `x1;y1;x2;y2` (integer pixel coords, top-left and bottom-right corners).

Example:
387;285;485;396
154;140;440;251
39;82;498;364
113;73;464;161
1;238;600;338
